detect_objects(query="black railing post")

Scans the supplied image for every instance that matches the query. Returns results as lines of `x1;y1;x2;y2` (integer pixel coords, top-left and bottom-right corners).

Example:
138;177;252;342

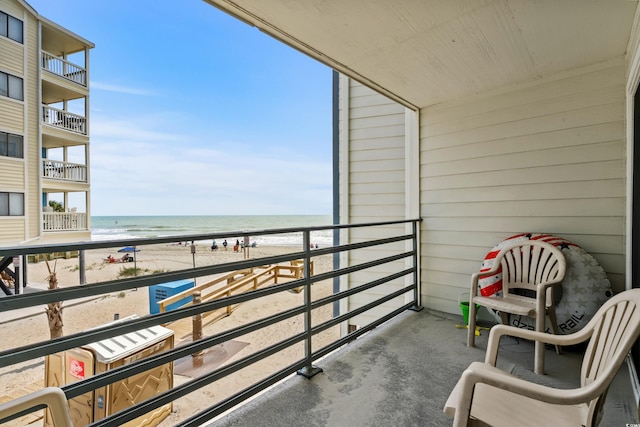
297;229;322;378
409;220;423;312
21;254;27;288
79;250;86;285
13;257;20;295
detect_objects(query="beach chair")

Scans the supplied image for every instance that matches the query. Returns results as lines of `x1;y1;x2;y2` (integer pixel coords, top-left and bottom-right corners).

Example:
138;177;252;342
0;387;72;427
444;288;640;427
468;240;566;374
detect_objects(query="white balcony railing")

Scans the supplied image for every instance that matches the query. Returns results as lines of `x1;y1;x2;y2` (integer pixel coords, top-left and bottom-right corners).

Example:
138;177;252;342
41;51;87;86
42;212;87;232
42;106;86;135
42;159;87;183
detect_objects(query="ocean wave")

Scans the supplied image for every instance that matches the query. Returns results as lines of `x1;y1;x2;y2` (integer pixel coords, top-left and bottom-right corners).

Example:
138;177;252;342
90;215;334;245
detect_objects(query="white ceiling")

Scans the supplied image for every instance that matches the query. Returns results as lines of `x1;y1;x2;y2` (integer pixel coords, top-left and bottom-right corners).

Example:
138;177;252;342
205;0;638;109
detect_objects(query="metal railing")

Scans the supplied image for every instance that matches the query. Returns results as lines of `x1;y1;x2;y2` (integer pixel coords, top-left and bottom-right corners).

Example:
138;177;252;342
42;212;88;232
41;51;87;86
0;219;421;426
42;159;87;182
42;106;87;135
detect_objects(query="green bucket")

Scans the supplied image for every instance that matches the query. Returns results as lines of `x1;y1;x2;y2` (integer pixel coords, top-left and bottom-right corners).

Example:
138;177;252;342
459;301;480;325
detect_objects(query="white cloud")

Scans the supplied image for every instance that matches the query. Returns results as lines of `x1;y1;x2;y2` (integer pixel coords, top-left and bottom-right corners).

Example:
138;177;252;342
88;115;332;215
91;81;158;96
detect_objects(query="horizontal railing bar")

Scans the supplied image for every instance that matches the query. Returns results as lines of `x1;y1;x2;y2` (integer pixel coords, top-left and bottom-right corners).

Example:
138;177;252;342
91;286;414;427
311;269;414;310
61;281;416;413
0;279;305;367
328;234;413;254
313;284;416;337
64;302;307;398
0;253;307;311
1;244;409;313
177;360;307;427
0;219;418;257
309;233;412;258
178;288;417;427
311;250;414;285
90;330;309;426
0;296;413;427
0;315;310;425
312;302;416;362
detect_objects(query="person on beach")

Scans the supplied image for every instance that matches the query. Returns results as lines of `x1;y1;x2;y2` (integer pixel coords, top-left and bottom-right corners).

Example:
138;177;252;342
223;240;228;251
211;240;218;251
234;239;240;252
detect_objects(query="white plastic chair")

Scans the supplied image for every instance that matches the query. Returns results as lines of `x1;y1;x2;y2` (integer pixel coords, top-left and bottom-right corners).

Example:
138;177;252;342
468;239;566;374
445;288;640;427
0;387;72;427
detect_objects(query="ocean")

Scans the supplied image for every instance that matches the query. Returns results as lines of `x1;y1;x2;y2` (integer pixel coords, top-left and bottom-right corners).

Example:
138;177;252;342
91;215;334;247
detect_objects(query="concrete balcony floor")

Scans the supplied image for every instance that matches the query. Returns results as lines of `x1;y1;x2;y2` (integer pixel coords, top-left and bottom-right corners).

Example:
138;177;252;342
207;309;639;427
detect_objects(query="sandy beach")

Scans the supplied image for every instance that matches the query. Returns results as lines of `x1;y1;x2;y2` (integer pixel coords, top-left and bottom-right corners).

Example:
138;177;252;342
0;243;337;426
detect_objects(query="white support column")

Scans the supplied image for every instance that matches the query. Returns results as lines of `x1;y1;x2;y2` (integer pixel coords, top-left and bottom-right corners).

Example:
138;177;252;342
624;3;640;410
404;107;420;306
339;73;350;337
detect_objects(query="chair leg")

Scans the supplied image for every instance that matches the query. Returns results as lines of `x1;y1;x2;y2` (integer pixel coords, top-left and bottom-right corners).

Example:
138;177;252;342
534;314;546;375
548;309;563;355
499;311;509;325
467;301;477;347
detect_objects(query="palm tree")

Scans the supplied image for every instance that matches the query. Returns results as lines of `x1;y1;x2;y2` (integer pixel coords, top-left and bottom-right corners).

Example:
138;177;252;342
44;260;63;338
48;200;64;213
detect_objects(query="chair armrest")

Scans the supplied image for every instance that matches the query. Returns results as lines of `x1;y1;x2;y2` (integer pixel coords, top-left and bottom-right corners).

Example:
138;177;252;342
0;387;72;427
485;324;594;366
451;362;605;427
535;277;565;295
470;267;499;298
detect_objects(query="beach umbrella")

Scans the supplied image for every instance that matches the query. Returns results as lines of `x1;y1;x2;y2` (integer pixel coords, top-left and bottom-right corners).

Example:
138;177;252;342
117;246;140;274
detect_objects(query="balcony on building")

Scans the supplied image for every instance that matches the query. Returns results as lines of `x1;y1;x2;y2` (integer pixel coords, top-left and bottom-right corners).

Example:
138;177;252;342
40;18;90;137
41;206;87;232
41;154;88;233
41;142;88;185
37;19;92;237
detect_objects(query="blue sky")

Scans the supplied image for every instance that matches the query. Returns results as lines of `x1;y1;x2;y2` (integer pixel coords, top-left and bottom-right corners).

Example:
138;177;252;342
28;0;333;216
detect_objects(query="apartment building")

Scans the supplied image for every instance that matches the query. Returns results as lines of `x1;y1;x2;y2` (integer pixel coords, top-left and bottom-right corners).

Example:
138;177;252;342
0;0;93;247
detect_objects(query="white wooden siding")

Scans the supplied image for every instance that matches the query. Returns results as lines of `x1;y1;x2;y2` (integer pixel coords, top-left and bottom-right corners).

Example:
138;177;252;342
25;10;40;240
0;100;23;132
420;58;626;315
0;159;25;187
343;78;410;327
0;218;26;243
1;0;23;16
0;37;24;74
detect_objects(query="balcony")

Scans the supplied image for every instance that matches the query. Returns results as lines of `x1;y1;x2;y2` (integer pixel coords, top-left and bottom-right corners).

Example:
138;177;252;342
207;310;637;427
42;106;86;135
42;159;87;183
41;51;87;87
0;220;635;426
42;210;87;232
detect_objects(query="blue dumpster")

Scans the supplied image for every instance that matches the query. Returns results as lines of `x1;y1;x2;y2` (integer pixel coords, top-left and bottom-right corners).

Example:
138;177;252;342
148;279;194;314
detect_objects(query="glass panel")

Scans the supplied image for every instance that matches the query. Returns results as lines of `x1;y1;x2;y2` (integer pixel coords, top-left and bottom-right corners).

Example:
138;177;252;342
9;193;23;216
7;16;22;43
0;132;6;157
8;134;22;158
0;72;7;97
0;193;8;216
8;75;22;100
0;13;7;38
